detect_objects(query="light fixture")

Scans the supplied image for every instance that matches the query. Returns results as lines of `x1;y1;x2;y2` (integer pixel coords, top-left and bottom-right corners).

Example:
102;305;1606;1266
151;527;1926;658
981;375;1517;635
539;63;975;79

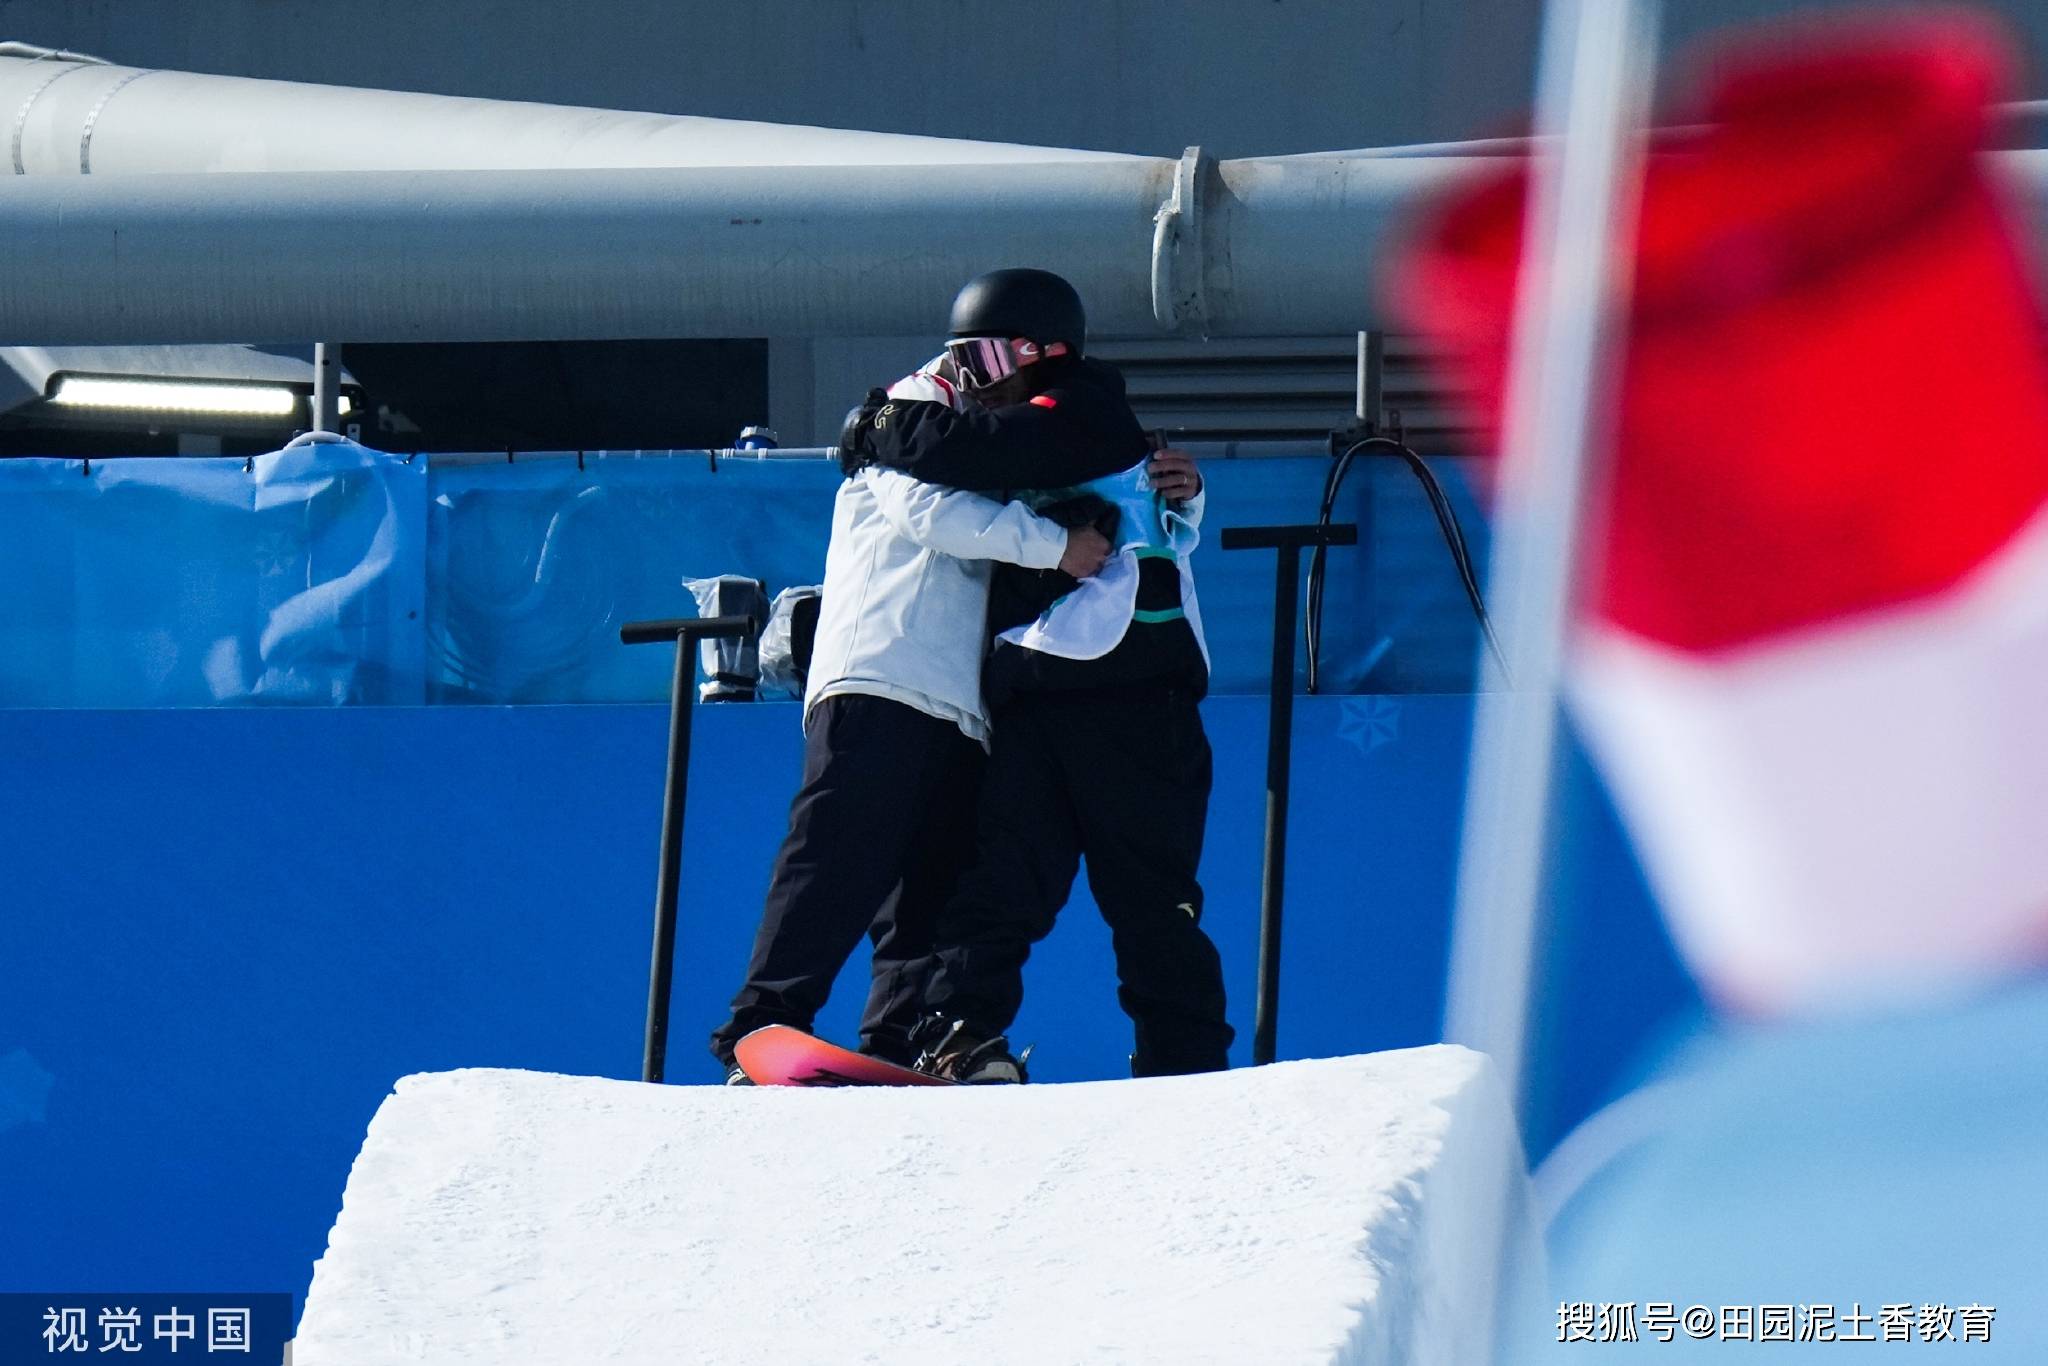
48;375;300;418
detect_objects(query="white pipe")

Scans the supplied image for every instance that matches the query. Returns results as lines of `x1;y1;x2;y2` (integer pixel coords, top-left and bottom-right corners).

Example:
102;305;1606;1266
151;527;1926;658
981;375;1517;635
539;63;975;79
0;53;1136;174
1;147;2039;347
0;155;1482;344
0;41;108;64
0;50;2038;348
1275;98;2044;161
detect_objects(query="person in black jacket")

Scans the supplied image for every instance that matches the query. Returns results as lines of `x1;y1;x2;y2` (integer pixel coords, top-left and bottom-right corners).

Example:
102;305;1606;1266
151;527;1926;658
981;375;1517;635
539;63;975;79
841;268;1235;1083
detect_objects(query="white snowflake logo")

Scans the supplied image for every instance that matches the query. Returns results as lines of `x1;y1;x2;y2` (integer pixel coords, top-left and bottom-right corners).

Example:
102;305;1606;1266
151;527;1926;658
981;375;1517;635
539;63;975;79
1337;696;1402;755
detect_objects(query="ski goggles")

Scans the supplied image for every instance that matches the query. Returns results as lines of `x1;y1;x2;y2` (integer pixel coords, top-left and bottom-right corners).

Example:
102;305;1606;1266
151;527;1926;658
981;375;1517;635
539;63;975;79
944;336;1070;390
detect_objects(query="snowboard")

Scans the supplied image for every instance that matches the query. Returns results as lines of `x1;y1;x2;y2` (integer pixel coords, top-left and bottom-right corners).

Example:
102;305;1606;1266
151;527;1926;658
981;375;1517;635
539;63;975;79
734;1024;955;1087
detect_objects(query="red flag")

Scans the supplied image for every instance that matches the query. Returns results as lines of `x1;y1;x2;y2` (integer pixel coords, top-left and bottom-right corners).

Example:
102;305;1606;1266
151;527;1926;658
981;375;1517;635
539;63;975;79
1395;15;2048;1013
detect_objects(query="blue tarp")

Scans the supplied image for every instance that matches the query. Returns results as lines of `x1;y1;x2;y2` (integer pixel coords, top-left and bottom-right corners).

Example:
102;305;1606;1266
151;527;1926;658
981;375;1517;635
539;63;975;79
425;455;840;703
2;441;1475;706
0;442;426;707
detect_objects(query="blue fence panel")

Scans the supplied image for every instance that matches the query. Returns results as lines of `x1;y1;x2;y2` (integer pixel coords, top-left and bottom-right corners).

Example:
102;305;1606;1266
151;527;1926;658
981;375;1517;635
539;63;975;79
425;455;840;703
0;444;426;707
422;449;1399;703
0;443;1482;705
0;696;1673;1323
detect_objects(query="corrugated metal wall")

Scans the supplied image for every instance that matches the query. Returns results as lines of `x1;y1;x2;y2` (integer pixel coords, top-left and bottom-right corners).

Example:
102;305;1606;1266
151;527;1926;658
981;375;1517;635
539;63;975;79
1096;335;1480;449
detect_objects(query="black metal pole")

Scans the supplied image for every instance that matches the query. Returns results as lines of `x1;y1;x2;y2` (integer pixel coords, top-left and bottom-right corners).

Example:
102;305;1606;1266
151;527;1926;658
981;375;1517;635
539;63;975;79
621;613;756;1084
1256;542;1300;1068
1220;524;1358;1066
642;635;695;1084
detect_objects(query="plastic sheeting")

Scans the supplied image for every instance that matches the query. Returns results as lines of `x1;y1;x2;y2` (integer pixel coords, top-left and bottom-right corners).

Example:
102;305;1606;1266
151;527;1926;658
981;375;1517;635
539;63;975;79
0;439;426;706
426;456;836;703
1;441;1465;707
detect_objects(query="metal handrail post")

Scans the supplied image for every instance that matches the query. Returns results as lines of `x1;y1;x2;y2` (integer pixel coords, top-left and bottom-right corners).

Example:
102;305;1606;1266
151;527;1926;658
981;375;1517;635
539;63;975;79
620;613;758;1083
1220;522;1359;1065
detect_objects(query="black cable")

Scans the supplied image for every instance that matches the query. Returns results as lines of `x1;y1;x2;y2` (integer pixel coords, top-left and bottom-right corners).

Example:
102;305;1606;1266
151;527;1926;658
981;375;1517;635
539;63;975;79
1303;442;1360;694
1306;436;1507;692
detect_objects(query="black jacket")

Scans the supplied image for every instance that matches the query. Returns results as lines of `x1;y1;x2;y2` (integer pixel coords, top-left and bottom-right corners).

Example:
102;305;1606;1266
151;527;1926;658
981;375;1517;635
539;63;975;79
856;357;1149;493
856;357;1208;709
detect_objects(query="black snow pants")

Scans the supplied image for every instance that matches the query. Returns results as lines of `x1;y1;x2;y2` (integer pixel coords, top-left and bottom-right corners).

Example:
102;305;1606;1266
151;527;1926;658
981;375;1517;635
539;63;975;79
920;687;1234;1076
709;693;985;1069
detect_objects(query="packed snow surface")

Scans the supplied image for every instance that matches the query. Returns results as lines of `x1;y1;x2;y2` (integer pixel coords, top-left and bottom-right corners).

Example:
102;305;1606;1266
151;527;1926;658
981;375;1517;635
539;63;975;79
296;1047;1524;1364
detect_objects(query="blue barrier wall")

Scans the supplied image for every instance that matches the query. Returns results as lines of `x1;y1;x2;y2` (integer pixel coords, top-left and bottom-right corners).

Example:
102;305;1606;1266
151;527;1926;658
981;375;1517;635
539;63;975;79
0;698;1685;1321
0;444;428;707
1;443;1490;706
0;441;1692;1323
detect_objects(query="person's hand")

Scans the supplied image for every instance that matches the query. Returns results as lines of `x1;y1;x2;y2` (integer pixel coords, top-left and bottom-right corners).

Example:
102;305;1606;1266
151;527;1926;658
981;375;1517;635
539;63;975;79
1149;448;1202;502
1059;526;1113;578
835;387;891;471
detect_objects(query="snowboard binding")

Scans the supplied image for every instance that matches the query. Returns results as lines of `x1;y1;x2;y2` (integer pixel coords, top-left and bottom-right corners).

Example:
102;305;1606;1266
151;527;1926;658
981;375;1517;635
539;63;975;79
910;1017;1033;1085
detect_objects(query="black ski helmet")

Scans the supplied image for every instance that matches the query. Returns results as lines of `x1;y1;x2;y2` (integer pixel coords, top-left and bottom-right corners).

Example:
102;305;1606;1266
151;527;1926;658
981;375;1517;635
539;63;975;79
947;269;1086;356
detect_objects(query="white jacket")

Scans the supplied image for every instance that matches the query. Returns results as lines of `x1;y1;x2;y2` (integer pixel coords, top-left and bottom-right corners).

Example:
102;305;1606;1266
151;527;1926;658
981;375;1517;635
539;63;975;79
805;372;1069;744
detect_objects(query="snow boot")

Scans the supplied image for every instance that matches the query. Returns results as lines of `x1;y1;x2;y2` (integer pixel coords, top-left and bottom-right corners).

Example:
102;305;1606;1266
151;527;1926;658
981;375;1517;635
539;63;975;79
910;1016;1030;1084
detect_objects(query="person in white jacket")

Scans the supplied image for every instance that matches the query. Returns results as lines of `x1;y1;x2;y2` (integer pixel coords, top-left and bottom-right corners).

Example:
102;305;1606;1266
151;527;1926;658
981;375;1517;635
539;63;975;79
838;268;1234;1084
708;364;1110;1079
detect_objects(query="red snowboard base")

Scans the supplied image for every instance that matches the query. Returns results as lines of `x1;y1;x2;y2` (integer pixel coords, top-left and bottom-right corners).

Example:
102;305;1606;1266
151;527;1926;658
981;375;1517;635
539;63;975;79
734;1024;954;1087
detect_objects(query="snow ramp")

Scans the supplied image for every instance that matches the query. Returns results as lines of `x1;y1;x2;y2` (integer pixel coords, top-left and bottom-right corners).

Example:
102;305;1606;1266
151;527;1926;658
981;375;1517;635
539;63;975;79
294;1047;1531;1364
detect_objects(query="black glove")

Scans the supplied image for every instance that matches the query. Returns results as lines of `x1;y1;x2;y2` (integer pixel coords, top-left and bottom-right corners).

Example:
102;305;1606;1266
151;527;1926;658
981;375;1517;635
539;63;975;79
836;387;890;474
1034;492;1121;544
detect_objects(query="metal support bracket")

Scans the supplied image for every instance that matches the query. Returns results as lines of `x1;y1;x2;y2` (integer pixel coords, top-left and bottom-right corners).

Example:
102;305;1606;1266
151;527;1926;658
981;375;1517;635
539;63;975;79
78;67;156;173
1150;145;1216;336
10;59;87;175
312;342;342;434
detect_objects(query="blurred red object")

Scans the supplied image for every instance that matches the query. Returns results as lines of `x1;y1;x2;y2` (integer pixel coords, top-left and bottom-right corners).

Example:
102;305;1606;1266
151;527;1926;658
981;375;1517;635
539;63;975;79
1395;13;2048;654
